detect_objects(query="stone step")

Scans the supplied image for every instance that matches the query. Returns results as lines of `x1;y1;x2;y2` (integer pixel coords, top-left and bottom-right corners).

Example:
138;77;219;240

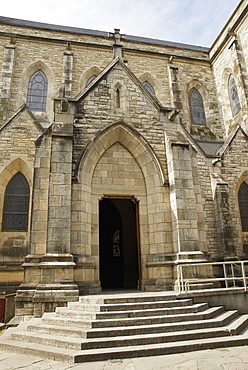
87;310;239;338
12;331;84;350
73;330;248;363
82;314;248;349
26;308;238;339
55;307;97;320
42;313;91;329
69;298;194;312
227;314;248;335
78;293;180;305
2;327;248;363
0;288;248;365
42;306;224;329
60;302;208;320
26;318;88;338
96;302;209;319
27;312;91;333
90;306;225;328
12;315;248;351
0;327;77;363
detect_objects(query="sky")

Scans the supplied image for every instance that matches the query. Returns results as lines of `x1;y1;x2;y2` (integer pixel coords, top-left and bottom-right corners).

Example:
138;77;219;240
0;0;242;47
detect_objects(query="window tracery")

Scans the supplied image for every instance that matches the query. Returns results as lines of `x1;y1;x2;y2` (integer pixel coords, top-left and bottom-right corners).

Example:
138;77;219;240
27;70;48;111
228;74;241;117
2;173;30;231
188;87;206;125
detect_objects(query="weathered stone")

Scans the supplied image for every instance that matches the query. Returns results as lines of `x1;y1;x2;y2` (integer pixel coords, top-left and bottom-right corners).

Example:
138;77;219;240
0;2;247;317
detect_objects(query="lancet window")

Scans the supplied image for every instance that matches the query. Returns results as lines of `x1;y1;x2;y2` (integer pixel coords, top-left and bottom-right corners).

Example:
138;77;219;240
238;182;248;232
27;70;48;111
2;173;30;231
188;87;206;125
228;74;241;117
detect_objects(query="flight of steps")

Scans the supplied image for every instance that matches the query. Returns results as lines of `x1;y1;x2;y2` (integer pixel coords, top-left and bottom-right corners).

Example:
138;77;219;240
1;292;248;363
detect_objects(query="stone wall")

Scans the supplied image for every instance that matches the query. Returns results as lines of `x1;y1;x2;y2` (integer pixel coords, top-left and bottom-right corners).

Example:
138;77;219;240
210;1;248;137
0;107;43;293
0;2;247;312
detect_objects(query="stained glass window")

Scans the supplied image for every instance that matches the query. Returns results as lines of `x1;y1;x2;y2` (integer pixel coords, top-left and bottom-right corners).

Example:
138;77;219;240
228;74;241;117
238;182;248;232
142;81;155;95
113;229;121;257
2;173;30;231
27;70;48;112
188;87;206;125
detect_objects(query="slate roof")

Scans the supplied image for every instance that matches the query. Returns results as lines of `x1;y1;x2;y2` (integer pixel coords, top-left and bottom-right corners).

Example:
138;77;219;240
125;34;209;52
0;16;209;53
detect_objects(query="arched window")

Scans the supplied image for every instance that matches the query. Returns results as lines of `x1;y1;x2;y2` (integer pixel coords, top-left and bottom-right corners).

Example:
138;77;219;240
238;182;248;232
85;75;97;87
188;87;206;125
27;70;48;112
2;173;30;231
142;81;155;95
228;74;241;117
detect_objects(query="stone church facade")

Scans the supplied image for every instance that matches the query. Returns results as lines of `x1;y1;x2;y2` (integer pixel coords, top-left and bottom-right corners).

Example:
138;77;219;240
0;1;247;317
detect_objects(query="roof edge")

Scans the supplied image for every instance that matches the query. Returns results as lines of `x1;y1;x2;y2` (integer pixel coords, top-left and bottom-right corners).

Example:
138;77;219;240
0;15;209;53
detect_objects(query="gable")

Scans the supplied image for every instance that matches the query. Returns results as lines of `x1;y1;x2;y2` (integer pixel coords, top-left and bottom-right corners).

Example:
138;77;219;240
72;58;171;114
0;105;44;167
218;126;248;158
0;105;44;134
75;61;170;123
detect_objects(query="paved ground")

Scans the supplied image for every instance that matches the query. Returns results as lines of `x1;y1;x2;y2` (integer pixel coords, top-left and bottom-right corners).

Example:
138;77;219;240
0;346;247;369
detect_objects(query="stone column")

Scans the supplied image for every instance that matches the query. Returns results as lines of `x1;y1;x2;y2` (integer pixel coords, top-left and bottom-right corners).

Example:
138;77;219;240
165;130;212;288
232;35;248;108
211;175;236;259
0;40;16;122
62;49;73;97
15;132;52;316
15;102;79;317
33;103;78;316
168;65;183;111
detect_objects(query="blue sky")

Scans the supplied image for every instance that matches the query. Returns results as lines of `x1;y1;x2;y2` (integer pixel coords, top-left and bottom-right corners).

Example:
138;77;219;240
0;0;241;47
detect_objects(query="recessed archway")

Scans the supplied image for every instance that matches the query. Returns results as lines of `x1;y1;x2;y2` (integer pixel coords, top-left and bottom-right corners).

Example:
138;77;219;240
72;121;171;291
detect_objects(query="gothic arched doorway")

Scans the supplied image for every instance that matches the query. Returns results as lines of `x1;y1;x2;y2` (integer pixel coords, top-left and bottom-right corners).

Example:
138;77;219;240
99;197;140;290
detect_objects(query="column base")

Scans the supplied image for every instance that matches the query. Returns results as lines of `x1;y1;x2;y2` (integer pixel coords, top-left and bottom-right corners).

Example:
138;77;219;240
15;253;79;317
76;281;101;295
33;282;79;317
174;251;215;291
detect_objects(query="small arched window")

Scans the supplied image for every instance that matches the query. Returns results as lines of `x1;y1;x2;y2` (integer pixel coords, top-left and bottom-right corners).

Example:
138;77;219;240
142;81;155;95
27;70;48;112
238;182;248;232
188;87;206;125
85;75;97;87
2;173;30;231
228;74;241;117
116;88;120;108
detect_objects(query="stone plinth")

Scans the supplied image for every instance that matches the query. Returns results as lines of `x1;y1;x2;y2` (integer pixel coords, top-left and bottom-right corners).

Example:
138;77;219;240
15;253;79;317
174;251;214;291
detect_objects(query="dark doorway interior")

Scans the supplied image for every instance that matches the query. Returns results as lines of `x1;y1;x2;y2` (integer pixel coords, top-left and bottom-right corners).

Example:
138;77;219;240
99;198;139;290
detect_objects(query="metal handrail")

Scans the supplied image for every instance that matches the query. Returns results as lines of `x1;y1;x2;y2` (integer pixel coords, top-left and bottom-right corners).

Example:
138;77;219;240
177;260;248;294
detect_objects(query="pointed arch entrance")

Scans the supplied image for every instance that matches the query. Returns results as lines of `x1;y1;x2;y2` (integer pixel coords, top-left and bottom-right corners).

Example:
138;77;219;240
99;197;140;290
74;122;170;292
